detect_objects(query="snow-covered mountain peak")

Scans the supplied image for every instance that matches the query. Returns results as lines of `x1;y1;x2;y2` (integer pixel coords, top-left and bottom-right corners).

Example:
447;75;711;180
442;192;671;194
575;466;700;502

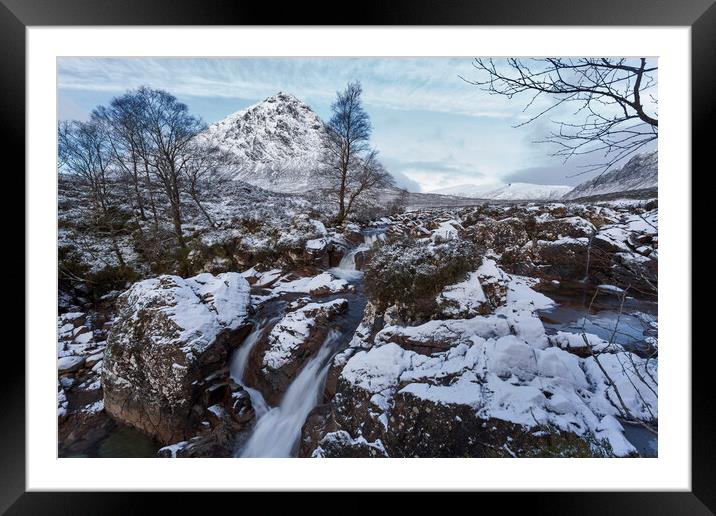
204;92;327;192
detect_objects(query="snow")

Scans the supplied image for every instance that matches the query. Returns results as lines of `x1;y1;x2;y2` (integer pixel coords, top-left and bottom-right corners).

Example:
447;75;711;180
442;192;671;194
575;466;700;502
598;284;625;294
339;260;654;456
312;430;387;458
273;272;350;295
505;275;555;310
203;92;328;193
119;272;251;353
548;331;610;354
158;441;189;458
564;151;657;200
306;237;328;251
431;182;573;201
262;299;348;370
431;220;461;241
58;355;85;372
436;271;487;316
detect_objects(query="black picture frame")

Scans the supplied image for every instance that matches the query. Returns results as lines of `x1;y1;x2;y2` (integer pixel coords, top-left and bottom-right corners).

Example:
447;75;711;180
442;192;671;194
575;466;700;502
3;0;710;512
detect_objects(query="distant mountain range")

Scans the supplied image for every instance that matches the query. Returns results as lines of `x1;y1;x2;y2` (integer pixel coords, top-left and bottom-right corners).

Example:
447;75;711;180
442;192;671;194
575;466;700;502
562;152;657;200
203;92;657;203
431;182;572;201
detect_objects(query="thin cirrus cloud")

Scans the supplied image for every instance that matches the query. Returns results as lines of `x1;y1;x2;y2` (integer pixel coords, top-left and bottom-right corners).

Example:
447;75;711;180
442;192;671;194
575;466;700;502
57;57;656;191
57;57;517;119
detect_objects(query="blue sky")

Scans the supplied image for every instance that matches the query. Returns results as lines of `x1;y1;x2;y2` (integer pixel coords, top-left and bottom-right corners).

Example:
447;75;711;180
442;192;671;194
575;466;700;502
58;57;657;192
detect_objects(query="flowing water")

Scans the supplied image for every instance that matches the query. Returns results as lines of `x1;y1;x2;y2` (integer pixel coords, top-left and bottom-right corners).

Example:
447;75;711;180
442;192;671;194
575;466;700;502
332;228;386;279
231;229;384;457
229;316;279;419
238;332;340;457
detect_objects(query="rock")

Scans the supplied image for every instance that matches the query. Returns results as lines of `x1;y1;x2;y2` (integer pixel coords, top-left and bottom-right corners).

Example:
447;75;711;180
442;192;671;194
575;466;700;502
58;402;115;456
58;355;85;374
352;249;370;271
535;216;596;240
72;325;91;339
534;238;590;280
61;311;86;327
466;217;528;252
435;271;491;319
343;225;364;246
102;272;252;444
326;245;346;268
476;258;509;308
311;430;389;458
301;264;655;458
85;352;104;367
272;272;352;297
246;298;348;405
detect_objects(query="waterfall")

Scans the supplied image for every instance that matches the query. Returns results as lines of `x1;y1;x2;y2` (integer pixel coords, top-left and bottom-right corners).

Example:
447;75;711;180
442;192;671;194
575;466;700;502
237;331;339;458
334;229;386;274
229;317;277;419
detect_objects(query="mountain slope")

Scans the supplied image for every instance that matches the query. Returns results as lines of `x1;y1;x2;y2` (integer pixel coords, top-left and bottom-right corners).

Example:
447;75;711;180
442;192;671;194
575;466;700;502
204;92;327;193
562;152;657;200
431;182;572;201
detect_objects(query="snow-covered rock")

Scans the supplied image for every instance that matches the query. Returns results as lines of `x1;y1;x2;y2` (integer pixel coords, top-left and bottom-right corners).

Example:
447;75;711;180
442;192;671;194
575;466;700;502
246;298;348;405
102;272;253;443
303;262;656;458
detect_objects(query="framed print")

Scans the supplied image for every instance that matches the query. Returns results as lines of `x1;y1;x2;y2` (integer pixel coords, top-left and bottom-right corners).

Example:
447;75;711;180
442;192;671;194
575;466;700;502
4;0;712;512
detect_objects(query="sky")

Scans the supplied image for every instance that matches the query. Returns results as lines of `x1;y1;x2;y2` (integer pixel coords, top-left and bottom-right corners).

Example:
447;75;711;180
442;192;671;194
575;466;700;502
57;57;657;192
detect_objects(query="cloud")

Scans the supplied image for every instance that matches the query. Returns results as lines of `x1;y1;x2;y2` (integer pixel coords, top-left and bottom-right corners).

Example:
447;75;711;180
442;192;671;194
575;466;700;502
57;57;658;193
57;57;518;119
387;169;423;192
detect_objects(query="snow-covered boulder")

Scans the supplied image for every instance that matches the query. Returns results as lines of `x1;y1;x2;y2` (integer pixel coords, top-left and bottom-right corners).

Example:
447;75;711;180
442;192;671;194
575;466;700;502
246;298;348;404
102;272;252;443
58;355;86;374
535;216;596;240
302;263;655;458
272;272;352;296
435;271;490;319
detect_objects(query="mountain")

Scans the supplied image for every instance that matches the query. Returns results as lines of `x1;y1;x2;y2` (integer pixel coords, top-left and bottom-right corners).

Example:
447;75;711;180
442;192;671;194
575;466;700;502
431;182;572;201
204;92;328;193
562;152;657;200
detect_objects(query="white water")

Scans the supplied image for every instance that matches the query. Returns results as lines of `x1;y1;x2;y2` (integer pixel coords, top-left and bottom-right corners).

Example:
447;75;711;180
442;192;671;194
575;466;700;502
238;332;339;457
229;318;277;419
332;229;386;276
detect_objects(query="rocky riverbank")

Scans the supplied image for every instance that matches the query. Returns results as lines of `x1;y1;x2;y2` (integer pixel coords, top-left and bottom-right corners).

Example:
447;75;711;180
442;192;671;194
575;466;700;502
58;198;658;458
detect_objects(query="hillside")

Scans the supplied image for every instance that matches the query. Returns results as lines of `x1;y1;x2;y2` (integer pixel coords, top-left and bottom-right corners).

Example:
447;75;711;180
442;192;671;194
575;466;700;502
432;182;572;200
563;152;657;200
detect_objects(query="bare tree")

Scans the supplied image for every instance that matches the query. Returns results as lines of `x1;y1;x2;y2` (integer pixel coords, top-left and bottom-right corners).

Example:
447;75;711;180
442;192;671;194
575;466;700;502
181;140;234;228
342;150;394;218
92;92;159;227
58;120;126;266
134;87;205;247
463;58;658;174
322;81;375;223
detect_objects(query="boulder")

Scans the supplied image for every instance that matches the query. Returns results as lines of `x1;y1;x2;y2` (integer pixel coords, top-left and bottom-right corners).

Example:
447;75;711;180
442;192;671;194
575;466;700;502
102;272;252;444
246;298;348;405
58;355;86;374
